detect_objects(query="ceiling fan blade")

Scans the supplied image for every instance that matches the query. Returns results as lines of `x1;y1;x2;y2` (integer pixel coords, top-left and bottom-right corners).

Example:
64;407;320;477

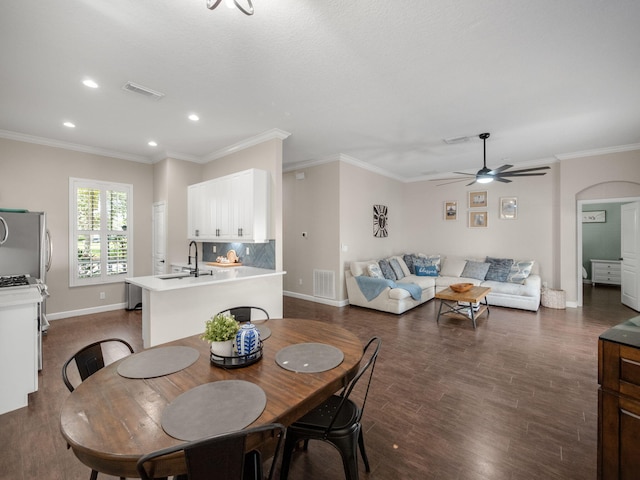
498;171;548;178
435;178;471;186
494;177;512;183
466;179;477;186
488;164;513;175
501;166;551;174
452;172;477;176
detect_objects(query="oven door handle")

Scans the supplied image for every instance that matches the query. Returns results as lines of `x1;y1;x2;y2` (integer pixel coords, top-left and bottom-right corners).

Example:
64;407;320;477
0;216;7;245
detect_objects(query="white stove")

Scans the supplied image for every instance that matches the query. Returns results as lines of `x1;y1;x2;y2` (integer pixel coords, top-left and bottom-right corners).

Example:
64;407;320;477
0;274;38;290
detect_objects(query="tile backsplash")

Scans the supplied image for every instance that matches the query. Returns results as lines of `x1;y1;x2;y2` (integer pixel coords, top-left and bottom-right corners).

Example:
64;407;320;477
202;240;275;270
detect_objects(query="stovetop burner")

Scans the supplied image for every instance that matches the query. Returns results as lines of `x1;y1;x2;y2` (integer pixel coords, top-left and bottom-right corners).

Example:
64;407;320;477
0;275;34;288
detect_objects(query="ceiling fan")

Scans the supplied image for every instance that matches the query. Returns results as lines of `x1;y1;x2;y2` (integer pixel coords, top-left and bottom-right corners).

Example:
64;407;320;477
434;133;550;186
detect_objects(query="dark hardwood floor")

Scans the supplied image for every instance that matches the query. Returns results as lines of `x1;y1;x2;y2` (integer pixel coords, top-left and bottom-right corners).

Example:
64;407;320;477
0;284;635;479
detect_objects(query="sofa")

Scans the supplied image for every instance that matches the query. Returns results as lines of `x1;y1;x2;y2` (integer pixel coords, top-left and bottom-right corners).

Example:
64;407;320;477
345;254;541;314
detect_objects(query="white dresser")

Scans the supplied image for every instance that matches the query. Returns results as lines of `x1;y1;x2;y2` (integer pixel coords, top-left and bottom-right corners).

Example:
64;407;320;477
591;259;622;286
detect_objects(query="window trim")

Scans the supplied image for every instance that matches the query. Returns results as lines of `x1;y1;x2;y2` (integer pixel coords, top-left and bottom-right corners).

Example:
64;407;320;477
69;177;134;287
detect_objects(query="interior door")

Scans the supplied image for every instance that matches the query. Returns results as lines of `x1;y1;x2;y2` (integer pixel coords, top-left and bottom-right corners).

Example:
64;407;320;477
152;202;167;276
621;201;640;311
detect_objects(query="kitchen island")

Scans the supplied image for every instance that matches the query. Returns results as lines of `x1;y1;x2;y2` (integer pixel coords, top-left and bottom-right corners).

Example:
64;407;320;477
126;267;285;348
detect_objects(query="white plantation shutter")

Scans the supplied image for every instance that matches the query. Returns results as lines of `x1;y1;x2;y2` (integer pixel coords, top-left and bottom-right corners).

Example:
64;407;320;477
69;178;133;286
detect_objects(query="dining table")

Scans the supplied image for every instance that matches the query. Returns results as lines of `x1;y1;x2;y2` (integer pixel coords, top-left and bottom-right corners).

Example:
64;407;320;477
59;318;363;479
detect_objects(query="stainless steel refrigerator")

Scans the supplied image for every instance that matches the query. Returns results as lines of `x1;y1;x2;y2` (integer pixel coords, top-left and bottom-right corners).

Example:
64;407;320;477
0;210;51;369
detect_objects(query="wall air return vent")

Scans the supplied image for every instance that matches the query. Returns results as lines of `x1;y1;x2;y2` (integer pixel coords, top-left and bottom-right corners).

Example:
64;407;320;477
313;269;335;300
121;81;165;100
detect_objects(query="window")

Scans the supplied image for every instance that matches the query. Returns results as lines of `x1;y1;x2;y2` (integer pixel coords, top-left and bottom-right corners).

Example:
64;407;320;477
69;178;133;286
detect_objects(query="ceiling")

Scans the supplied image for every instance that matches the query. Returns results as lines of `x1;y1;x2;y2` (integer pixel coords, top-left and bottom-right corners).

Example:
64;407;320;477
1;0;639;181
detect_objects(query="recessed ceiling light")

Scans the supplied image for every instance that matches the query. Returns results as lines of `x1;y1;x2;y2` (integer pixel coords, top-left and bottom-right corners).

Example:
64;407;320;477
148;141;158;147
63;121;76;128
82;79;99;89
188;114;200;122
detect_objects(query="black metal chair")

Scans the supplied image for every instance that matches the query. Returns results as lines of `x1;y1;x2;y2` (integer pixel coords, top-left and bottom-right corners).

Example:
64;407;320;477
279;337;381;480
62;338;134;480
136;423;285;480
217;306;270;323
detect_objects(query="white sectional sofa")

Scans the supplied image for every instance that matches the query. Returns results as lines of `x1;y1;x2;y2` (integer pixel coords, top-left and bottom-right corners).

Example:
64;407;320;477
345;254;541;314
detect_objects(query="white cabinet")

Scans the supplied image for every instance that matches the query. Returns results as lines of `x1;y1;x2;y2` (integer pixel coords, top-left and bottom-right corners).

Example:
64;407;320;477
188;169;270;242
591;259;622;286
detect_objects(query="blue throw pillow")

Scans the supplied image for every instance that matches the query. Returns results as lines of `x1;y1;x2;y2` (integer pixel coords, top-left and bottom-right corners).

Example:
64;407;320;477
416;265;438;276
390;258;405;280
461;261;490;280
403;254;416;274
378;259;396;280
485;257;514;282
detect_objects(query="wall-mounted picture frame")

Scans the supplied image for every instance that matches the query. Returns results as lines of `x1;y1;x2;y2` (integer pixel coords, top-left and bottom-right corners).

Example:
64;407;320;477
469;211;488;228
444;201;457;221
582;210;606;223
500;197;518;220
373;204;389;237
469;191;488;208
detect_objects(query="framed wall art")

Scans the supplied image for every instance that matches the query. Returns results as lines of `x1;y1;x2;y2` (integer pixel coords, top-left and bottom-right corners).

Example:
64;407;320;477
469;211;488;228
500;197;518;220
444;201;457;221
373;204;389;237
582;210;606;223
469;191;488;208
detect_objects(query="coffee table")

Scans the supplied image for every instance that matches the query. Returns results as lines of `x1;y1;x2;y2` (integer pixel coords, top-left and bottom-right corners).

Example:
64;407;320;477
435;286;491;329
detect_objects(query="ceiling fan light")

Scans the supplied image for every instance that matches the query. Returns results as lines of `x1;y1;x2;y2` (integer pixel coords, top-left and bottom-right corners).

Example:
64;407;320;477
477;176;493;184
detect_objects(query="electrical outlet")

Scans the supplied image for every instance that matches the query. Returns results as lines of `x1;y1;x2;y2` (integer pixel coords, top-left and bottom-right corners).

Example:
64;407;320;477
246;247;250;255
99;292;105;300
212;245;217;253
298;278;303;285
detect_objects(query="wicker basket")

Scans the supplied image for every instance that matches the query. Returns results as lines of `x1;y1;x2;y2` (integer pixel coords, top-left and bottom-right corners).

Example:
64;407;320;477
541;288;566;309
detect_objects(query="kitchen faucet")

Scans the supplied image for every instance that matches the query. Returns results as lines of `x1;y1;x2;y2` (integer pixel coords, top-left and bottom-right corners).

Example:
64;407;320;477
188;241;199;277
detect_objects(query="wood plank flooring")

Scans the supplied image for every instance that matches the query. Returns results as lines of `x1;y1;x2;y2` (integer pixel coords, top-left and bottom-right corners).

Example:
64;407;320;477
0;284;635;479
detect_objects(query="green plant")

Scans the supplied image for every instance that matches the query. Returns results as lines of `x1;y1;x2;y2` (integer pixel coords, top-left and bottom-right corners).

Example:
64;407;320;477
201;313;240;342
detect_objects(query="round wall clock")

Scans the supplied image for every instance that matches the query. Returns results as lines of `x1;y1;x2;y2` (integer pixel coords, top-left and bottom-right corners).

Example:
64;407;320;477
373;204;388;237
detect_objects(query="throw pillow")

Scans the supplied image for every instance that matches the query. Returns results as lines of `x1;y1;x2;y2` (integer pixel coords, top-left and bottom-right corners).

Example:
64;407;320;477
439;257;467;277
389;258;405;280
461;260;490;280
378;259;396;281
403;254;416;274
367;263;383;278
485;257;514;282
507;260;534;284
416;265;438;276
417;254;442;272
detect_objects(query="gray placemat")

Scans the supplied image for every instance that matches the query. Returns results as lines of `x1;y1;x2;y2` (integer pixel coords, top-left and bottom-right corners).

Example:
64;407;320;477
117;346;199;379
161;380;267;441
256;324;271;340
275;343;344;373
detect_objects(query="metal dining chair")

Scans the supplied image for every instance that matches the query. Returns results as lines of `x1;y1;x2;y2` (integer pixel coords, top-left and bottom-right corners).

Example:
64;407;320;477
136;423;285;480
279;337;382;480
62;338;134;480
217;306;270;323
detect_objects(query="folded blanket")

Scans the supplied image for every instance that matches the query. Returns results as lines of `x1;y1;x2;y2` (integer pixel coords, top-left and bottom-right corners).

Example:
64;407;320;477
355;276;422;301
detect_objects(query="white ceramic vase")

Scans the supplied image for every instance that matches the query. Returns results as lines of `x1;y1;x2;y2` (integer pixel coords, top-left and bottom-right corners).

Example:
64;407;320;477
210;339;234;359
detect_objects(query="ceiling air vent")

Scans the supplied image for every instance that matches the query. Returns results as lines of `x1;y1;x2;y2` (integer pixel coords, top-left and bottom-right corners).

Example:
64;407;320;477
443;135;471;145
121;81;165;100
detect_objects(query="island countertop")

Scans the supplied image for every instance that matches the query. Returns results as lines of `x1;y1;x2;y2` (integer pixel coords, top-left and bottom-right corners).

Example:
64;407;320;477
126;266;285;292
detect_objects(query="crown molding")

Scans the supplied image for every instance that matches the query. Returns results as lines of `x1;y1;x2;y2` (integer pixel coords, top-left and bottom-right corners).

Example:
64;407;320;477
555;143;640;160
283;153;407;182
203;128;291;163
0;129;152;163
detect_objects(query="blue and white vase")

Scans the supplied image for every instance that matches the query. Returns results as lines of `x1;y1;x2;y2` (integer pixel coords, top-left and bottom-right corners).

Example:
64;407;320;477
235;323;260;357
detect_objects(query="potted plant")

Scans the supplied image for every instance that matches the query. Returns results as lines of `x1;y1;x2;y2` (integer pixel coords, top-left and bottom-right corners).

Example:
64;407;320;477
201;313;240;358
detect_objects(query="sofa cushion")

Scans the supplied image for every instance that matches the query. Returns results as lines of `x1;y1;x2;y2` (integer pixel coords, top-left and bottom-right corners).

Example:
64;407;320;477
440;257;467;277
389;258;405;279
398;275;436;289
367;263;383;278
461;261;490;280
378;259;396;280
507;260;535;284
485;257;514;282
403;254;416;274
350;260;373;277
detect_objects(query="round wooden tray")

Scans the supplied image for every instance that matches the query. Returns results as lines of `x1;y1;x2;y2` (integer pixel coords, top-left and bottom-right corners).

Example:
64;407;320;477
450;283;473;293
210;342;263;369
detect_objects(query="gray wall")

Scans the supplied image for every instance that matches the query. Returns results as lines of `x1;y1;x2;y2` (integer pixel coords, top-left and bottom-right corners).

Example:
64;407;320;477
582;202;623;280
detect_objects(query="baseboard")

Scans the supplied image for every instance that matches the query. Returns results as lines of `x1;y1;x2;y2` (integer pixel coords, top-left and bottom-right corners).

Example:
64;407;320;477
283;290;349;308
47;302;127;321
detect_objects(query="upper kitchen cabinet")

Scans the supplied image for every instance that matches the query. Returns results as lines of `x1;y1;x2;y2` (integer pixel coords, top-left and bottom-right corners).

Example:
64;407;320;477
188;169;270;243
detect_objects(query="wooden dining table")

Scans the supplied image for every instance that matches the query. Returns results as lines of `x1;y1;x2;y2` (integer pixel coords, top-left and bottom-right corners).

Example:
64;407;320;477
59;318;363;478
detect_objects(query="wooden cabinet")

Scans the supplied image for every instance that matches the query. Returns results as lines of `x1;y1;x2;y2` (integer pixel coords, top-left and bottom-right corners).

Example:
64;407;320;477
598;319;640;479
592;259;622;286
187;169;270;242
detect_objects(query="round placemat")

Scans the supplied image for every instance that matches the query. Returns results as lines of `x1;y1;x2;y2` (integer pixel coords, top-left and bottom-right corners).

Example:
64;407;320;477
117;346;199;379
275;343;344;373
256;324;271;340
161;380;266;441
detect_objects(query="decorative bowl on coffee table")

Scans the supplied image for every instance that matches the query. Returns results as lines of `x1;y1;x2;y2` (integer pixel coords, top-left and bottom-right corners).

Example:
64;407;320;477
450;283;473;293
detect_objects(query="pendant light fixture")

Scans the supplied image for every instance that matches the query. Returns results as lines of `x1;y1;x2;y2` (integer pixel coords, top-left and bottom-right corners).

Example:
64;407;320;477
206;0;254;15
